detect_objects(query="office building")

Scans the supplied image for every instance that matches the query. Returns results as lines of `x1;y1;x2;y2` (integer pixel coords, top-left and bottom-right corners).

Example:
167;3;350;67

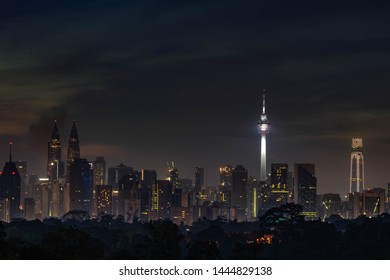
92;156;106;216
231;165;248;220
350;138;364;193
69;158;92;213
294;163;317;219
0;143;21;220
96;185;112;215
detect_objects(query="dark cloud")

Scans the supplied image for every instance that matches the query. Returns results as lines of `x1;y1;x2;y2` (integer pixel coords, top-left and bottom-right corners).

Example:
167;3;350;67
0;0;390;193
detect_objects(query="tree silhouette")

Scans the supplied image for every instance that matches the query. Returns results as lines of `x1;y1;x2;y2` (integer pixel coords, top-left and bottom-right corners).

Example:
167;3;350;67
41;227;105;259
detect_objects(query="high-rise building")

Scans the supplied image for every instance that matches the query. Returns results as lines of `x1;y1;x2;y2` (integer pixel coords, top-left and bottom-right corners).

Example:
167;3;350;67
140;169;157;221
96;185;112;215
67;120;80;176
108;164;133;189
167;162;180;189
149;180;173;220
0;143;21;220
108;163;133;216
257;92;271;182
231;165;248;218
24;198;35;221
27;173;38;198
218;165;233;204
294;163;317;219
0;198;10;222
69;158;92;213
195;167;204;188
34;178;51;220
92;156;106;216
268;163;289;208
93;157;106;186
350;138;364;193
15;160;28;207
48;121;65;180
118;171;141;220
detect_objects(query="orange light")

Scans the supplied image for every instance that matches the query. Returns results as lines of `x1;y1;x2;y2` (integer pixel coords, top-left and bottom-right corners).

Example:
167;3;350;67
256;234;273;245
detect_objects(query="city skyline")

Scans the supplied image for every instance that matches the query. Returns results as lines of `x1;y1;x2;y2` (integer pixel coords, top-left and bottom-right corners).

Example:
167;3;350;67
1;1;390;195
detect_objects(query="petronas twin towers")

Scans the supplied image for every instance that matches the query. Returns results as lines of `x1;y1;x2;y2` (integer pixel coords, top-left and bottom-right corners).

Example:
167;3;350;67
47;120;80;181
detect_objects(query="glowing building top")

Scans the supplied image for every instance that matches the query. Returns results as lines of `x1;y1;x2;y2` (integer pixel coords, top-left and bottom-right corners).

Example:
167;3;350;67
257;93;271;134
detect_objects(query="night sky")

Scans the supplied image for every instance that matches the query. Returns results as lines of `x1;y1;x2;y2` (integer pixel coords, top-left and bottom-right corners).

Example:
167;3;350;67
1;0;390;195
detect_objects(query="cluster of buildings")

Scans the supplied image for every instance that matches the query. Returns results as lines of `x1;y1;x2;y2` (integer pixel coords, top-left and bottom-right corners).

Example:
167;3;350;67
0;96;388;224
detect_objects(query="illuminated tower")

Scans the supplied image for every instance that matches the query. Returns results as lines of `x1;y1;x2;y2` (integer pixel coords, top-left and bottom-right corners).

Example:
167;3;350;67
257;92;271;182
67;120;80;175
48;120;63;181
350;138;364;193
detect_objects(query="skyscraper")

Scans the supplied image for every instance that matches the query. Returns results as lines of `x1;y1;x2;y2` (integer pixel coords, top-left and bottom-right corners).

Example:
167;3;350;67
15;160;28;205
350;138;364;193
167;162;180;189
0;143;21;220
195;167;204;188
231;165;248;209
93;157;106;186
108;163;133;216
92;156;106;216
107;164;133;189
140;169;157;221
48;121;64;180
149;180;173;220
69;158;92;213
67;120;80;177
96;185;113;215
257;92;271;182
268;163;289;208
218;165;233;203
294;163;317;219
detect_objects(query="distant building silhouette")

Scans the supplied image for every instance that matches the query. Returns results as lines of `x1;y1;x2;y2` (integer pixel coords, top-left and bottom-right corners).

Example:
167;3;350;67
108;163;133;216
118;171;141;221
67;120;80;177
15;160;28;206
149;180;173;220
96;185;112;216
231;165;248;220
218;165;233;204
24;197;35;220
108;164;133;189
69;158;92;213
48;121;65;180
34;178;51;220
140;169;157;221
167;162;180;189
267;163;289;208
92;156;106;216
0;143;21;220
294;163;317;219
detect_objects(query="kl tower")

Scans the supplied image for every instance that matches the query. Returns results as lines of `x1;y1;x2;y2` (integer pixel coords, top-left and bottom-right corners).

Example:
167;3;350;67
257;92;271;182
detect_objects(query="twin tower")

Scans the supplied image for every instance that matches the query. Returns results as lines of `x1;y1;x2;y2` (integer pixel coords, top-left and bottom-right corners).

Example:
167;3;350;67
47;120;80;181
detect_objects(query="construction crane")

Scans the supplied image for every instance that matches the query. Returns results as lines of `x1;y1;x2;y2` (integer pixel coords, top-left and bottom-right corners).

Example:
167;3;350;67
373;198;380;217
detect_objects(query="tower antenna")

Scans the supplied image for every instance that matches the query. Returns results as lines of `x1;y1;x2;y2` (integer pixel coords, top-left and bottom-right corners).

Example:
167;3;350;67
9;141;12;162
